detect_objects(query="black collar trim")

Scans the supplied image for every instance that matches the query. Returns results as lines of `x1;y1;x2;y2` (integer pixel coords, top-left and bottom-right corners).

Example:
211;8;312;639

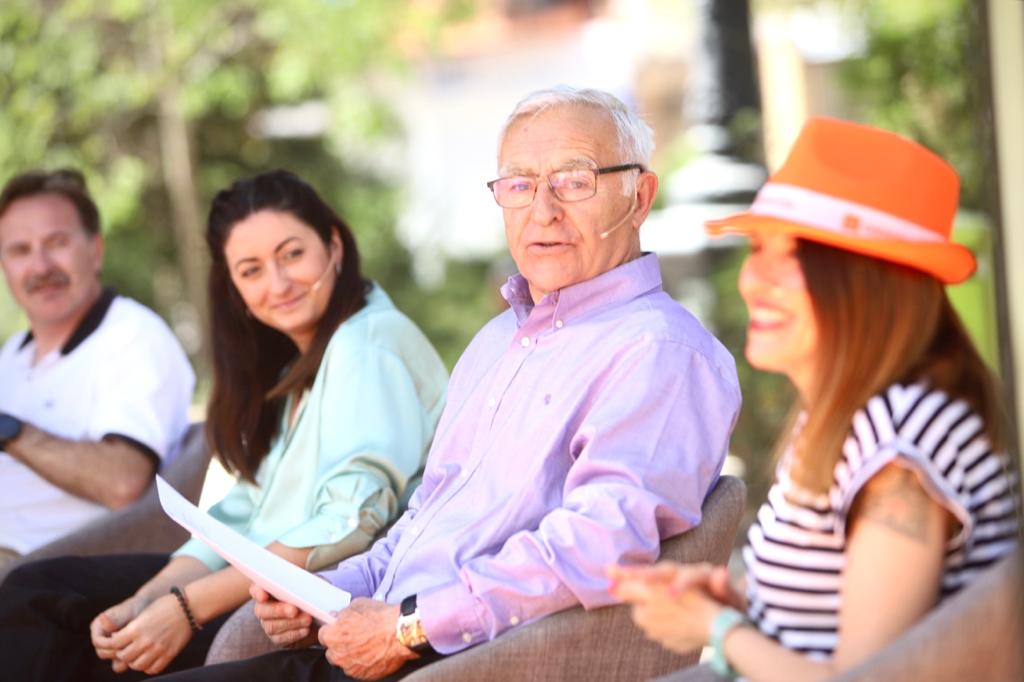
17;288;117;355
62;288;117;355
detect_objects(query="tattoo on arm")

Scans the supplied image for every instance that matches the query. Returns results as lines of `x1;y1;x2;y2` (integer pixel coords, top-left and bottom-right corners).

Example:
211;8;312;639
853;466;935;544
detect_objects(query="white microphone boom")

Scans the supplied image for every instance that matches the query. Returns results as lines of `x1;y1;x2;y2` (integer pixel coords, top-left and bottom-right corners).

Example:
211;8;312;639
598;197;638;240
309;254;336;295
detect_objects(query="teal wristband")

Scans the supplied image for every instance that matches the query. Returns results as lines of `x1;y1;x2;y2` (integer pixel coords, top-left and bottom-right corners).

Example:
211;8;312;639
709;607;747;679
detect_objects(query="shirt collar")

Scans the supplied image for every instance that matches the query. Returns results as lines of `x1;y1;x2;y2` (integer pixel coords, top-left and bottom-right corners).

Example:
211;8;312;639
18;287;117;356
499;253;663;328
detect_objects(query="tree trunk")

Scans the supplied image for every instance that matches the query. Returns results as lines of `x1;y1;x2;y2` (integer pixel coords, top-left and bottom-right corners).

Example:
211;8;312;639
152;6;210;371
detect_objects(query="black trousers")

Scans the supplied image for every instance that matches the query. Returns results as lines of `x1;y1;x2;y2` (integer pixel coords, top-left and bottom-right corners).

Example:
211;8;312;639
0;554;229;682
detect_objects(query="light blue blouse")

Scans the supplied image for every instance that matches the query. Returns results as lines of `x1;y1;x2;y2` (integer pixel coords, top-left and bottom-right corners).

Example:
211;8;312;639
175;285;448;571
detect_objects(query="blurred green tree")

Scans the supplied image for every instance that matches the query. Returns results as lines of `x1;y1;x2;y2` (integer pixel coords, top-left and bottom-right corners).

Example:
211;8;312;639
0;0;487;376
838;0;985;209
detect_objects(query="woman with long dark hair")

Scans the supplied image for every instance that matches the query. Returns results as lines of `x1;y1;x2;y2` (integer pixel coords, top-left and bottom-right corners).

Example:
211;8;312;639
0;170;448;680
609;119;1018;681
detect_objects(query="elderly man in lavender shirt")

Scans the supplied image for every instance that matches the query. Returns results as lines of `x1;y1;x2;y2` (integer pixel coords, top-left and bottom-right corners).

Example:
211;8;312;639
157;86;740;681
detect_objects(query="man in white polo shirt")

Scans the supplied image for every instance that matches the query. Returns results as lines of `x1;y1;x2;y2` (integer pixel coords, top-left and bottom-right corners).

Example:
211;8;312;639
0;168;194;568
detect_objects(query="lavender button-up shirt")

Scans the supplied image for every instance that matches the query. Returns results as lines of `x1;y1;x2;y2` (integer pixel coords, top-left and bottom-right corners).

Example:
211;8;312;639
321;253;740;654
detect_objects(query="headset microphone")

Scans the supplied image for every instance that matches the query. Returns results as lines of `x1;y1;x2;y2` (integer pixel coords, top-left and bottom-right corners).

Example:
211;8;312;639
309;253;337;295
598;196;638;240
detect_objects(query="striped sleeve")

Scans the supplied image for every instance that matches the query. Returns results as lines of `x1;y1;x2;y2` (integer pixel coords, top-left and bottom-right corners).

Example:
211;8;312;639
743;381;1018;661
836;383;1018;593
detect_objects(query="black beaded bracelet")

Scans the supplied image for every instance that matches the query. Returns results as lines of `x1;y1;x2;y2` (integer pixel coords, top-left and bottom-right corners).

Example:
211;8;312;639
169;586;202;633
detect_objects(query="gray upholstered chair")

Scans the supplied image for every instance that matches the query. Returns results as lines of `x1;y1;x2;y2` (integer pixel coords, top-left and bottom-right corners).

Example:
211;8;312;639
0;422;211;584
206;475;747;680
832;548;1023;682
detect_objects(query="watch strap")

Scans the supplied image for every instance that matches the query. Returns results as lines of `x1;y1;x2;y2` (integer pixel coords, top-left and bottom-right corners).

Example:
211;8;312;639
0;413;23;451
709;607;748;679
396;594;433;654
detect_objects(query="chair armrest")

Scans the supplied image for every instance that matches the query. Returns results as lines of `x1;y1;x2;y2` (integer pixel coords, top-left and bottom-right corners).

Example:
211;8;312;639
407;599;700;682
832;549;1024;682
660;475;746;565
407;475;747;682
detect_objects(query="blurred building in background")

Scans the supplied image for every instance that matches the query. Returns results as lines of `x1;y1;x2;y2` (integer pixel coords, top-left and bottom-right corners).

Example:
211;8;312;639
391;0;700;277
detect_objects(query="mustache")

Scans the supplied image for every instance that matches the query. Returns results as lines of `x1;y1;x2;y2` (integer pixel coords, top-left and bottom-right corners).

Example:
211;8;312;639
25;269;70;293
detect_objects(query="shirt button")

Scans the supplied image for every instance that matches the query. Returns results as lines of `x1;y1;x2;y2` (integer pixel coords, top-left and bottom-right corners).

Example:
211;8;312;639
487;397;496;408
554;319;564;329
520;337;531;348
462;632;473;643
509;616;520;625
410;526;419;534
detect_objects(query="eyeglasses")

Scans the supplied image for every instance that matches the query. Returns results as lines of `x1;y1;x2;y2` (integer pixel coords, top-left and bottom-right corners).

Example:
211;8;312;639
486;163;645;208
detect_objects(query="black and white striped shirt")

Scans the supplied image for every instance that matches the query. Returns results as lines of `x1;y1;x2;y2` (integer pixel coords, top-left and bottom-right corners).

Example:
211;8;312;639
742;381;1019;659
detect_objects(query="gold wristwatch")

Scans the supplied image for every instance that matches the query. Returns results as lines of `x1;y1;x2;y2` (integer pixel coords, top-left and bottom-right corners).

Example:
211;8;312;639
396;595;431;653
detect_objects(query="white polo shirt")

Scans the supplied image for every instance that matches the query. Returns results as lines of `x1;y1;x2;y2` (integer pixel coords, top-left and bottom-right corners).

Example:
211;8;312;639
0;290;195;554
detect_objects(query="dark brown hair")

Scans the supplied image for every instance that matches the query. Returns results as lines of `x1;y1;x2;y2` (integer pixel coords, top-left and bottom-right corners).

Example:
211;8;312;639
784;239;1004;494
0;168;100;235
205;169;369;483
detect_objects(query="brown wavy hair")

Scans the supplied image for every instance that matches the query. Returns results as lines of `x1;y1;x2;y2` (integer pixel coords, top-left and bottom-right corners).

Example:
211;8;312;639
784;239;1004;494
205;170;369;483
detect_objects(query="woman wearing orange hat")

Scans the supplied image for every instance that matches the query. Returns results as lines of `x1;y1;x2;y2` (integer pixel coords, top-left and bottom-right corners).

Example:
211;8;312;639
608;118;1019;680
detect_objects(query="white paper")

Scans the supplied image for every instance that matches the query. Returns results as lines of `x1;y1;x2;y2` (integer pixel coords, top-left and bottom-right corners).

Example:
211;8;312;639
156;475;350;624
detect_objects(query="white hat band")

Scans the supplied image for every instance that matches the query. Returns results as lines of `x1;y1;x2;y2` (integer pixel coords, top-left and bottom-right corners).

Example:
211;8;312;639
750;182;946;244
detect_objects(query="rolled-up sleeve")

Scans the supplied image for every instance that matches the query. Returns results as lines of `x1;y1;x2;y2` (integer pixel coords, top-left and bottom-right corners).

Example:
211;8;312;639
319;445;445;596
417;340;740;653
275;343;436;563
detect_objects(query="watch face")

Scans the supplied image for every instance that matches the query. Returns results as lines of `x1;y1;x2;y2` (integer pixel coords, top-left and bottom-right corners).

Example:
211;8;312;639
0;413;22;446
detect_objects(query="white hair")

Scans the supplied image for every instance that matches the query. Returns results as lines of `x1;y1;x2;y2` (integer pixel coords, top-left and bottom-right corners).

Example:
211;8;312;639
497;85;654;196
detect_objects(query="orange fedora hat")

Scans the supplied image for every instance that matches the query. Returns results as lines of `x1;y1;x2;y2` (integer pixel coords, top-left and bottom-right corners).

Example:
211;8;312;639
705;117;976;283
